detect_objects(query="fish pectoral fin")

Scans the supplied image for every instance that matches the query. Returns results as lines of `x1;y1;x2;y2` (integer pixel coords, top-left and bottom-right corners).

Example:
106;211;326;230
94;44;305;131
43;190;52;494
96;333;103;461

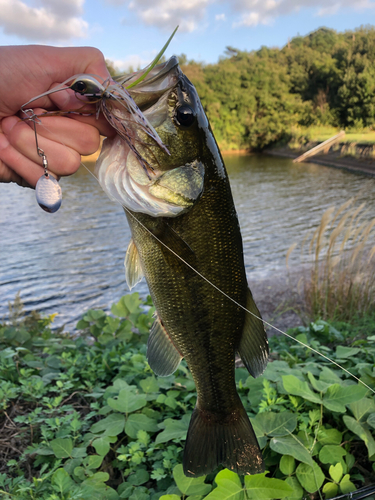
158;223;198;275
124;238;144;290
147;315;183;376
149;161;205;209
237;288;269;378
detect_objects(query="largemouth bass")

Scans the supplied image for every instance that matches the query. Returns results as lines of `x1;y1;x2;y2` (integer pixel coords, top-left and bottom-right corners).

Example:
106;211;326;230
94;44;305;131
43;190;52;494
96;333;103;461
95;56;269;477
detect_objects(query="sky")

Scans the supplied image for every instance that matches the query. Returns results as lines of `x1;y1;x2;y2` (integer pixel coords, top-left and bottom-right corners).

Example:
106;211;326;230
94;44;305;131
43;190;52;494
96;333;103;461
0;0;374;71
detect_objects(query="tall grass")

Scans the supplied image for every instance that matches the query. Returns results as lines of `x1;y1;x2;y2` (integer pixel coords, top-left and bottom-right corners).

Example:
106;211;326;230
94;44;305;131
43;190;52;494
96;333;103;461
287;198;375;322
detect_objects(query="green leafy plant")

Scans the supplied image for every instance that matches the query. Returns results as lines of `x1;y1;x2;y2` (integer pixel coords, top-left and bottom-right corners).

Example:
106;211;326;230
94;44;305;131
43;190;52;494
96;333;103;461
0;295;374;499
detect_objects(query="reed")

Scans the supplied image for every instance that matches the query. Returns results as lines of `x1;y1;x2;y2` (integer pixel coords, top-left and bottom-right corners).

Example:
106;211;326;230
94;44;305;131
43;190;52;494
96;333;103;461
288;199;375;322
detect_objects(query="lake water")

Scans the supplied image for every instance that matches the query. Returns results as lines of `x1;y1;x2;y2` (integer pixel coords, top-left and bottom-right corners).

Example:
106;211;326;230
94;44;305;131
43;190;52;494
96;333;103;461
1;154;374;331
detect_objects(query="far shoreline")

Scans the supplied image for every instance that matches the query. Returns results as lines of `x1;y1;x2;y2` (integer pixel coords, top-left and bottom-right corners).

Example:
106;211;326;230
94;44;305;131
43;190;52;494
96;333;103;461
264;145;375;177
82;143;375;177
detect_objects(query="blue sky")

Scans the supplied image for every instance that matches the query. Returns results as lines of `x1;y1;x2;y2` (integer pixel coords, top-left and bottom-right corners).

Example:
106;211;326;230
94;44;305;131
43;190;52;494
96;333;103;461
0;0;374;71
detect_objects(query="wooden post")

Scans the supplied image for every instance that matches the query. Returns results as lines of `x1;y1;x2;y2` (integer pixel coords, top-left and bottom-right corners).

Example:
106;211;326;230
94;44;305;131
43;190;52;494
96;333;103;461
293;131;345;163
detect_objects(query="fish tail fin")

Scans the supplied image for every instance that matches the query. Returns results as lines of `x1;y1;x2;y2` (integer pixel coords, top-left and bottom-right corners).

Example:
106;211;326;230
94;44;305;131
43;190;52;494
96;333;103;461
183;404;264;477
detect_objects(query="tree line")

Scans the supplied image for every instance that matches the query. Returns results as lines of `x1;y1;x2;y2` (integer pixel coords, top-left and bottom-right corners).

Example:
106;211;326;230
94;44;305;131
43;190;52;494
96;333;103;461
178;26;375;150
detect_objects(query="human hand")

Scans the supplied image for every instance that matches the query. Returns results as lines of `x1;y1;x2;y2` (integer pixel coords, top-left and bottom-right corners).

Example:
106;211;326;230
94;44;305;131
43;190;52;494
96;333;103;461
0;45;116;187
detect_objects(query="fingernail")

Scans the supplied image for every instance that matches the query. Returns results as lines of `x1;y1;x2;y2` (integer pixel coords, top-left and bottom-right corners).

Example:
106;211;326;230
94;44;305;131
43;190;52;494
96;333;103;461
0;133;9;150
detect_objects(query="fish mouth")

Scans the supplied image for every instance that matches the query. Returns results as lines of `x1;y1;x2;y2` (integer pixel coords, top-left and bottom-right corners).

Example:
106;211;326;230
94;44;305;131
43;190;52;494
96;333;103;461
95;56;204;218
119;56;181;111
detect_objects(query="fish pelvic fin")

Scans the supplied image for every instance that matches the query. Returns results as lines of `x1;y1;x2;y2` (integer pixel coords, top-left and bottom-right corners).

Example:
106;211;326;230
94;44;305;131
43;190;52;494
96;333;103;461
147;315;183;376
183;404;264;478
237;288;269;378
124;238;144;290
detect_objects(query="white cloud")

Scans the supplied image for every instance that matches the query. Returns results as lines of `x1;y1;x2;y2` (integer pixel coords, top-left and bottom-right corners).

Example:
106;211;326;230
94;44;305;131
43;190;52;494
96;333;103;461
228;0;375;27
112;54;150;72
110;0;374;33
0;0;87;41
316;3;340;16
128;0;211;32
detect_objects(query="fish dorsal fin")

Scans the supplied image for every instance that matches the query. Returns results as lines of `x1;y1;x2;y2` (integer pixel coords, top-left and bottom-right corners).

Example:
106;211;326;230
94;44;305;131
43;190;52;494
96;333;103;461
124;238;144;290
147;315;183;376
237;288;269;378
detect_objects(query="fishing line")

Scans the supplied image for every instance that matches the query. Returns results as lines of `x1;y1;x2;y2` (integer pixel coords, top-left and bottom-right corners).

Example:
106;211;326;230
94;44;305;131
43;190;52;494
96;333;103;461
36;119;375;395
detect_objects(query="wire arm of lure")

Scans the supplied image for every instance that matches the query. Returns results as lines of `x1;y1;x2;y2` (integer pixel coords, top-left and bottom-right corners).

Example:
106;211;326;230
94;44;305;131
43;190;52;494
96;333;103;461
20;74;106;111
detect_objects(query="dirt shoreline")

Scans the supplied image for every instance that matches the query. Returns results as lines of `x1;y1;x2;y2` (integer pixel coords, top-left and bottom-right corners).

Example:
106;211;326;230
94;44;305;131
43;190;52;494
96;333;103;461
264;145;375;177
248;269;305;336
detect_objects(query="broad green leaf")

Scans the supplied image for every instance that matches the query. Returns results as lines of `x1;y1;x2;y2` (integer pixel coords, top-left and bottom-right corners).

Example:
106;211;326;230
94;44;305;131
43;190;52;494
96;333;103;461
250;418;267;449
50;438;73;458
108;388;147;413
111;296;131;317
255;411;297;437
159;496;181;500
279;455;295;476
322;482;339;499
282;375;322;404
51;468;74;494
90;413;125;436
345;452;355;471
343;416;375;457
156;416;189;444
319;445;346;464
329;463;343;483
317;428;342;445
245;473;293;499
307;372;331;393
173;464;211;496
367;413;375;429
350;398;375;421
284;477;303;500
335;346;361;358
319;367;342;385
81;475;119;500
127;469;150;486
323;384;368;413
270;435;313;466
92;435;117;456
85;455;104;470
71;447;87;458
296;462;325;493
339;474;356;494
139;376;160;393
205;469;244;500
125;413;159;439
103;316;120;334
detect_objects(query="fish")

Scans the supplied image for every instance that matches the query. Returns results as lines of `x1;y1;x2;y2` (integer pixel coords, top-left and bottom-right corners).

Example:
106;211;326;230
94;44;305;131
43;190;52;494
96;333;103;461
94;56;270;478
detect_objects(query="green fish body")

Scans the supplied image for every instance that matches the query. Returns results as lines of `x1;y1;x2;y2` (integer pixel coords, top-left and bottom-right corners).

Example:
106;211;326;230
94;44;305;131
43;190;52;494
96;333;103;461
96;57;269;477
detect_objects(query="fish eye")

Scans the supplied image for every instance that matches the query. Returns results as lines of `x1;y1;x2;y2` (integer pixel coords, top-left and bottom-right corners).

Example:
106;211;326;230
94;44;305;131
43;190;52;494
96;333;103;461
175;105;195;127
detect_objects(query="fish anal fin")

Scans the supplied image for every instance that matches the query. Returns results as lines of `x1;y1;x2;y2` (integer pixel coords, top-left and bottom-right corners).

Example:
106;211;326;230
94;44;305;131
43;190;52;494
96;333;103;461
183;404;264;477
124;238;144;290
147;315;183;376
237;288;269;378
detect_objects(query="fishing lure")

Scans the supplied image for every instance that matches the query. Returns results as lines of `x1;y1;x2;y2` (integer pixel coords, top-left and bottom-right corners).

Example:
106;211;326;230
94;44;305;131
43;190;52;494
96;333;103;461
20;27;178;214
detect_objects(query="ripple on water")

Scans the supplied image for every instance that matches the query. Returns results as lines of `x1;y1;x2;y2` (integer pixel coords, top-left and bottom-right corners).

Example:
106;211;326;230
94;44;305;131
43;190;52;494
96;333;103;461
0;156;374;330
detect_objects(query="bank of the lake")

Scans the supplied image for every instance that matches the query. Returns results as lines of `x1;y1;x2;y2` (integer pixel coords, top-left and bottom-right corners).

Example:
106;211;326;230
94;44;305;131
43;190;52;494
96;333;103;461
265;143;375;177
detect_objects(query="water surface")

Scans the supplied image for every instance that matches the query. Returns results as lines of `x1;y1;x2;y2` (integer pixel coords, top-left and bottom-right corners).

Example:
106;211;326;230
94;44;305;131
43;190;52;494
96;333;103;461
1;155;374;330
